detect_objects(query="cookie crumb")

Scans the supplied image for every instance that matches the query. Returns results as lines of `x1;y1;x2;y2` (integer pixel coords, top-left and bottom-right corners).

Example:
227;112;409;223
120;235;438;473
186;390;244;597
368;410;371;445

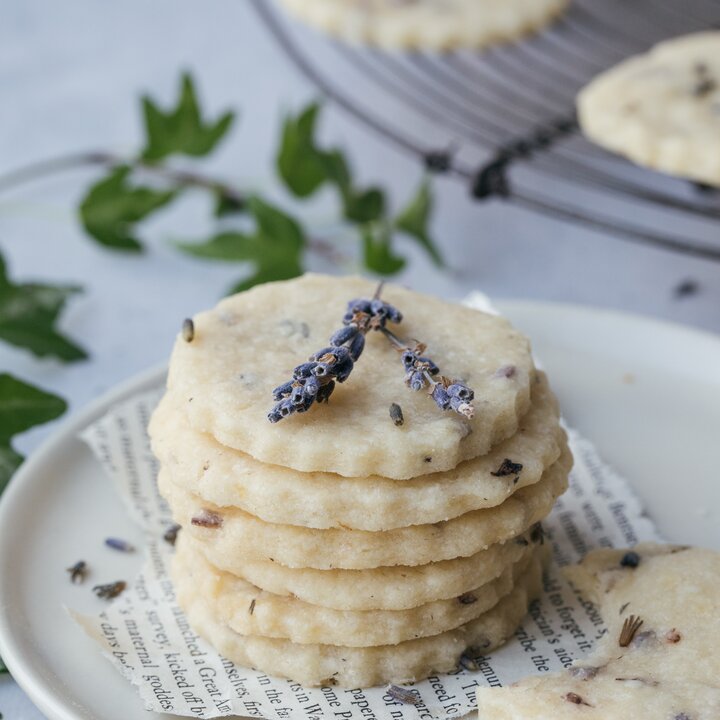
665;628;682;644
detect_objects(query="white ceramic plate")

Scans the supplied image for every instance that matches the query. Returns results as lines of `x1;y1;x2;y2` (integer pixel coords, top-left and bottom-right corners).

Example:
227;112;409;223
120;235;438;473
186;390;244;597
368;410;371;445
1;301;719;720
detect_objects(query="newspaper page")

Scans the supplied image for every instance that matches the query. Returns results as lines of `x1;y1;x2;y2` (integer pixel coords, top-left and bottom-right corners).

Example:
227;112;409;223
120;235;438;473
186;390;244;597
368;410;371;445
72;297;662;720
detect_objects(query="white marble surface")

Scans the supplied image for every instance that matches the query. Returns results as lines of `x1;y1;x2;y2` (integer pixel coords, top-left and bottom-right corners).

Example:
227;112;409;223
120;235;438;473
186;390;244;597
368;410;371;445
1;1;719;717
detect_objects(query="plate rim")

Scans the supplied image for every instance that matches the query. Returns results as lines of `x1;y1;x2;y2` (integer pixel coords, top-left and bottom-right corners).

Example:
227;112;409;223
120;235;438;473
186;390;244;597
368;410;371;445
1;299;719;720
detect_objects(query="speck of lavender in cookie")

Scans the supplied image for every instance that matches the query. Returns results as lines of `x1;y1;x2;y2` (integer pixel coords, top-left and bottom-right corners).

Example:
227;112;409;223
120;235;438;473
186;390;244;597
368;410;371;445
564;692;589;706
619;615;644;647
665;628;682;644
268;286;402;423
458;592;478;605
674;714;692;720
249;599;256;615
191;510;223;529
494;365;516;378
568;666;599;681
387;685;420;705
620;551;641;568
491;458;523;478
530;523;545;545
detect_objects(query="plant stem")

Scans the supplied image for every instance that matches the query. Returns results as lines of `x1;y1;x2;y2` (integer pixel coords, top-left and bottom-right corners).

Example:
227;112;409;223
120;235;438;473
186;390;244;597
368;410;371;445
0;150;344;265
0;150;246;206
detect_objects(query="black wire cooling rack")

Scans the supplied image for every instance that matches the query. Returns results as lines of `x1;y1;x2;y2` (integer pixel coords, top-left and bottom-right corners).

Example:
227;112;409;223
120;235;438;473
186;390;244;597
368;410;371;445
251;0;720;262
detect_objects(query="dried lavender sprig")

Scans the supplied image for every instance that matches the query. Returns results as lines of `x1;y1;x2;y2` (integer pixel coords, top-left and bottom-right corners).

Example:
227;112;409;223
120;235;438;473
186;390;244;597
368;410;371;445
380;326;475;419
268;284;402;423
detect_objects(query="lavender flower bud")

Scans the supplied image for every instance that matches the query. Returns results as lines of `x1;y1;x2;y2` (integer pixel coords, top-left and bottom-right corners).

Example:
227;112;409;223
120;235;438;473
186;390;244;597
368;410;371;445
316;380;335;403
448;383;474;401
290;385;306;405
332;356;354;383
416;356;440;375
295;395;315;413
272;380;294;400
408;371;426;391
431;385;451;410
293;362;317;379
330;325;358;346
313;363;331;377
347;298;372;314
303;375;321;396
401;350;417;369
349;333;365;361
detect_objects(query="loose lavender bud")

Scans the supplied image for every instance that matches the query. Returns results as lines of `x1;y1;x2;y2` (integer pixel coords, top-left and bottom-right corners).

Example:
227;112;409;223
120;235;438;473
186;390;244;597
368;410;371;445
105;538;135;553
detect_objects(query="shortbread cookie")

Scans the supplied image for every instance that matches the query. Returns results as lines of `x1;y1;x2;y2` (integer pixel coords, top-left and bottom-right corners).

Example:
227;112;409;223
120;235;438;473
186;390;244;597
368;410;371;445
174;535;539;646
151;374;562;531
166;274;535;479
177;546;547;687
476;544;720;719
578;32;720;186
185;528;540;611
160;445;571;569
277;0;569;51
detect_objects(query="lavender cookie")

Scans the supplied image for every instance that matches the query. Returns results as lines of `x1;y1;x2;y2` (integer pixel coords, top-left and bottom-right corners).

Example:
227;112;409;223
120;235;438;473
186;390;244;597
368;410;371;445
476;543;720;718
277;0;569;51
578;32;720;187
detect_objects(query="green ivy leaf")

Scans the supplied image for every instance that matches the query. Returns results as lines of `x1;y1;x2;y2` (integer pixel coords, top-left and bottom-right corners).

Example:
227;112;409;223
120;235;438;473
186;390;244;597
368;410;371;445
394;178;443;267
79;166;176;251
0;254;86;362
277;103;329;198
319;150;385;224
141;73;235;162
0;373;67;494
177;196;305;293
362;226;406;276
277;105;385;224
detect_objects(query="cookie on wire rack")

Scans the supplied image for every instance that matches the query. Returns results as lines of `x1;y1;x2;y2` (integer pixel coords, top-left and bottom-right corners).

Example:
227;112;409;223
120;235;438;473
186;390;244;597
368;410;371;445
277;0;570;51
578;32;720;187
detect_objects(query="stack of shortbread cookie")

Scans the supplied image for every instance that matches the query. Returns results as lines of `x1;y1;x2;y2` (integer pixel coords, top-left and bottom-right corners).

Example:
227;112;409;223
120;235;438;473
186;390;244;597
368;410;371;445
151;274;572;687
